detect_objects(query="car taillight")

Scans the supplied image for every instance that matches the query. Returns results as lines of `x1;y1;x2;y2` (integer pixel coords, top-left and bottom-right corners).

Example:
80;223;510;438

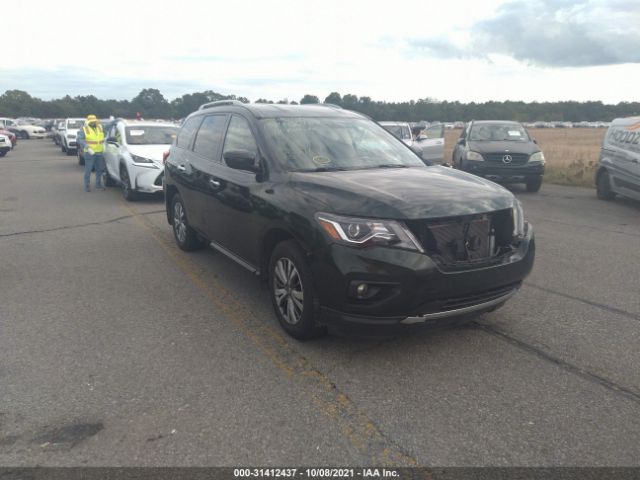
162;150;170;164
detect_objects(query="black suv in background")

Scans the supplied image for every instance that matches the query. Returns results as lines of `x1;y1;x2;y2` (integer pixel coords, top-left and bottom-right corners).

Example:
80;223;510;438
164;102;535;339
452;120;545;192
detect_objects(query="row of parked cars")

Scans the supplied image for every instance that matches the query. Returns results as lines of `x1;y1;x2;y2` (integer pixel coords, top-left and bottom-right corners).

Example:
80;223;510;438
44;106;638;340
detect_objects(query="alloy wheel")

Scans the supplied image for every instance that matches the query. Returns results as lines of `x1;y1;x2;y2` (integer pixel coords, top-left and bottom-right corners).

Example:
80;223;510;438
273;258;304;325
173;201;187;244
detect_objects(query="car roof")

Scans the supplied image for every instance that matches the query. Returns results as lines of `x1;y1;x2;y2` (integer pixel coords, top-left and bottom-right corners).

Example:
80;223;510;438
379;121;410;126
193;103;367;120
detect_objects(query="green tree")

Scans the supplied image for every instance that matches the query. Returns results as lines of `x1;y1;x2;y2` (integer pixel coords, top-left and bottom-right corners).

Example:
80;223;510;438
300;94;319;104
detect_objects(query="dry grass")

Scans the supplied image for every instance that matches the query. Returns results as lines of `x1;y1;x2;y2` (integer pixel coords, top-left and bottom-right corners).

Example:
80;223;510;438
443;128;606;188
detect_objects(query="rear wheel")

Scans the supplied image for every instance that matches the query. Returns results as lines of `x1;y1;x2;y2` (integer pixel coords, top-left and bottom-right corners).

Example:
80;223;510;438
596;170;615;200
525;176;543;193
269;240;327;340
170;193;208;251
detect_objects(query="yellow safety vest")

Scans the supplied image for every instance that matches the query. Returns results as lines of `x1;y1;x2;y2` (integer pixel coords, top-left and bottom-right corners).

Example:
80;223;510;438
83;125;105;154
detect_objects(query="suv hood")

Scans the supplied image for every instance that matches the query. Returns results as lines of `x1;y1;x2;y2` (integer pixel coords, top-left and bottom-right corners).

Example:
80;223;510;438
126;145;169;162
467;140;539;155
289;166;516;220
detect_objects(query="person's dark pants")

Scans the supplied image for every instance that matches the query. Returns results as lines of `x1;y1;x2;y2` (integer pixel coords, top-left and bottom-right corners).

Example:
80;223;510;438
84;152;105;190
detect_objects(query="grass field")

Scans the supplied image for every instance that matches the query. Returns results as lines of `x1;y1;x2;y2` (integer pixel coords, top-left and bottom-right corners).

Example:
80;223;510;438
443;128;606;188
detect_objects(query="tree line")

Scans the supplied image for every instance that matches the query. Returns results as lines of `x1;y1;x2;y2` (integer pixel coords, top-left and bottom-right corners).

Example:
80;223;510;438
1;88;638;122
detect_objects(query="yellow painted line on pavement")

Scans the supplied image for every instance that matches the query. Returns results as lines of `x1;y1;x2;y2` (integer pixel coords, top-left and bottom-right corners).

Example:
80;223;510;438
120;201;419;467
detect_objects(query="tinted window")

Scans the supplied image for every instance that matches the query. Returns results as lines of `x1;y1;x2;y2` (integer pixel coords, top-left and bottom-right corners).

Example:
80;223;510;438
222;116;257;158
176;116;201;149
193;115;227;161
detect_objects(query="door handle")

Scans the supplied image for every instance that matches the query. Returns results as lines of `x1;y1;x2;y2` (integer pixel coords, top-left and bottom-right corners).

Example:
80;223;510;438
209;179;221;188
177;165;186;172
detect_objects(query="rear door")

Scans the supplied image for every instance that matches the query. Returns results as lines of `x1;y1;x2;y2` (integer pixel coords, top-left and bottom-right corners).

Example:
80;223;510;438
608;124;640;200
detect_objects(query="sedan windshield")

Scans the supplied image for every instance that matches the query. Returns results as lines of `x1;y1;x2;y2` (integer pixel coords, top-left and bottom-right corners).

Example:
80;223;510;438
381;124;411;140
260;118;425;172
469;123;529;141
125;126;178;145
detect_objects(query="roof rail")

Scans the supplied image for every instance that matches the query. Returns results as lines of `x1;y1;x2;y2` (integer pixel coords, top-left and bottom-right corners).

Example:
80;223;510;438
199;100;244;110
318;103;343;109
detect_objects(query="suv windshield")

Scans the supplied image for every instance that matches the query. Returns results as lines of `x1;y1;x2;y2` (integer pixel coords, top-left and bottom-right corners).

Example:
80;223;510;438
260;118;425;172
67;120;84;129
125;126;178;145
469;123;529;141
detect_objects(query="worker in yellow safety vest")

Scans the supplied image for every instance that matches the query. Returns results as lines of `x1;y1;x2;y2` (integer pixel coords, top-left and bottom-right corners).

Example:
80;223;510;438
82;114;105;192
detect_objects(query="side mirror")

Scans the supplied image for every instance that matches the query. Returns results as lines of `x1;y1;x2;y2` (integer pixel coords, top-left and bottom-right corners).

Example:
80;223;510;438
107;136;119;144
224;150;259;172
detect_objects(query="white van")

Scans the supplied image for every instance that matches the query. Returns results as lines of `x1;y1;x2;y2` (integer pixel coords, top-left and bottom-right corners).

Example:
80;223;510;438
596;117;640;201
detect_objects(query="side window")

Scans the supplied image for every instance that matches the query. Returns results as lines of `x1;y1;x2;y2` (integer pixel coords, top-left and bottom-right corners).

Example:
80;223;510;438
193;115;228;161
176;116;202;149
222;116;257;159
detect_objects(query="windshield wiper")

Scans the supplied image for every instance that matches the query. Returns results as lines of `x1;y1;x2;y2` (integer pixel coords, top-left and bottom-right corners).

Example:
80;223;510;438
370;164;409;169
296;166;350;172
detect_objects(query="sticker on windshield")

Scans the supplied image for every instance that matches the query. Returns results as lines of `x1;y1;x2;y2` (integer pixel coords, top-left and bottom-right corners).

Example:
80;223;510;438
312;155;331;166
508;130;522;136
129;130;145;136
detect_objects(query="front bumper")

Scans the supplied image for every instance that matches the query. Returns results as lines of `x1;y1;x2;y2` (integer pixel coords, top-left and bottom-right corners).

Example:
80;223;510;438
130;163;164;193
311;224;535;332
461;162;544;182
31;132;46;139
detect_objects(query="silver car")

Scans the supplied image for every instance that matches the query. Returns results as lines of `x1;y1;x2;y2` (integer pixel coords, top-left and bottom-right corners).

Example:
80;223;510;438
596;116;640;202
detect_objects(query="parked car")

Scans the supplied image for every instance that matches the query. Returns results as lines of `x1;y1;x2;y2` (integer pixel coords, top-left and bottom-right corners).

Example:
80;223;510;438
103;119;178;200
0;134;11;156
0;129;17;148
52;121;65;146
60;118;85;155
414;123;446;165
452;120;545;192
164;101;535;339
596;117;640;202
9;120;46;139
379;121;413;146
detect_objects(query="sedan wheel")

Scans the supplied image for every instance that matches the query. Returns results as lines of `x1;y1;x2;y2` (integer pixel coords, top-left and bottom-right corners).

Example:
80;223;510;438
273;258;304;325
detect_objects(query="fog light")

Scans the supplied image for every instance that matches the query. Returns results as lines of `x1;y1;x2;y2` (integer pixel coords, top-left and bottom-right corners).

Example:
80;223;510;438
356;283;368;298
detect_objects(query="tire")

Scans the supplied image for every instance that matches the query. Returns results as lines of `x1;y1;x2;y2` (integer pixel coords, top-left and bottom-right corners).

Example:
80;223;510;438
66;148;75;156
105;170;116;187
525;176;543;193
268;240;327;340
19;131;29;140
596;170;615;200
170;193;208;251
0;151;6;157
119;166;137;201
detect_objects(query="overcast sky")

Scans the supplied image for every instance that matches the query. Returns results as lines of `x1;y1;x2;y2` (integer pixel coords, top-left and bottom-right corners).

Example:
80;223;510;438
3;0;639;103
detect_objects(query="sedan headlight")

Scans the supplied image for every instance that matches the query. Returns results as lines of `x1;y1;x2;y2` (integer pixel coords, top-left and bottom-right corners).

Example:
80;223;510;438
316;213;423;252
131;154;154;164
512;201;525;238
529;151;545;164
466;151;484;161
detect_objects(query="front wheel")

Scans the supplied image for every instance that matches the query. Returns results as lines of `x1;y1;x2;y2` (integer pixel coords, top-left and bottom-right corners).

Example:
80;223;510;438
19;131;29;140
596;170;615;200
170;193;208;251
120;166;137;201
269;240;327;340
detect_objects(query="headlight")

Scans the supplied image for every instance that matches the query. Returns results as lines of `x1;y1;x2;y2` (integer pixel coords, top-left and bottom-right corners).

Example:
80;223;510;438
315;213;423;252
131;154;154;164
529;151;545;164
466;151;484;161
512;201;525;238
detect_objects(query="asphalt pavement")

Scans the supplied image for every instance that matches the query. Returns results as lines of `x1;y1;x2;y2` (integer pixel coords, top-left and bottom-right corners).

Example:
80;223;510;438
1;140;639;466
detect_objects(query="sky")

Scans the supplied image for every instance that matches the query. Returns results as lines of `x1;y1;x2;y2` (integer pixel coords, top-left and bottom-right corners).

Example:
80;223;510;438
2;0;639;104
